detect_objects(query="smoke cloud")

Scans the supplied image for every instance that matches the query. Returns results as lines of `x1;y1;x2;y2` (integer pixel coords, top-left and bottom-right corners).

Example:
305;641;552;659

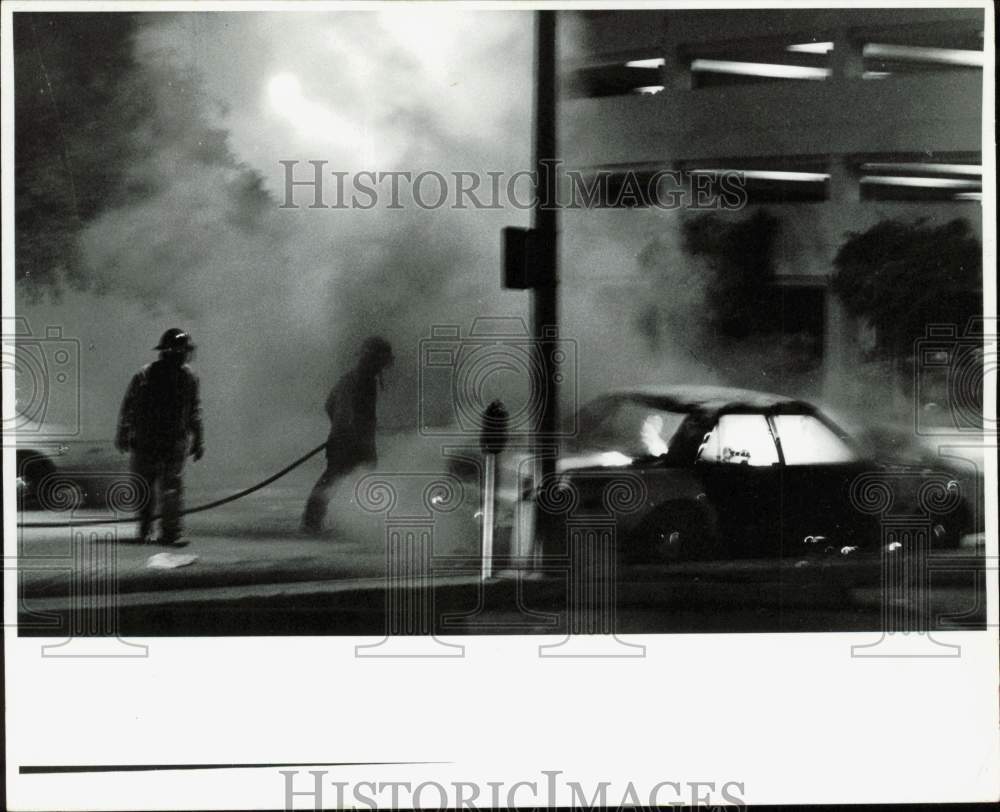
17;9;937;503
18;11;534;488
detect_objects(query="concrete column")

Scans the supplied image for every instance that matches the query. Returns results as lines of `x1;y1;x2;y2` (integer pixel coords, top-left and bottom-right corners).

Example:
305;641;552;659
822;158;857;403
666;52;691;91
830;28;864;82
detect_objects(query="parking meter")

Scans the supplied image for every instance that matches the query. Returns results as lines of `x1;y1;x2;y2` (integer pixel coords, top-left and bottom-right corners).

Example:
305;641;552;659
479;400;508;580
480;399;509;455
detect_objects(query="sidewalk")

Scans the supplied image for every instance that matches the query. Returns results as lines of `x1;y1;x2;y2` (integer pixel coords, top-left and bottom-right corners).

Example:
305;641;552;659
17;534;985;637
18;530;391;599
16;494;987;636
16;484;444;598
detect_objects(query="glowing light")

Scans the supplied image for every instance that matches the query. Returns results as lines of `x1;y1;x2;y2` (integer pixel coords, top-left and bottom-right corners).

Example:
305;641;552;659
633;85;665;95
641;415;669;457
689;168;830;183
859;176;981;189
595;451;634;467
268;73;303;114
267;72;363;148
859;162;982;176
690;59;830;80
625;57;666;68
863;43;984;67
786;41;834;54
954;192;982;201
862;71;892;79
557;451;633;471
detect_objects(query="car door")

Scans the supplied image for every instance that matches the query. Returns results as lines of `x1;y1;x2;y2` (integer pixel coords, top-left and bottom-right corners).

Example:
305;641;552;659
768;412;870;552
694;411;783;558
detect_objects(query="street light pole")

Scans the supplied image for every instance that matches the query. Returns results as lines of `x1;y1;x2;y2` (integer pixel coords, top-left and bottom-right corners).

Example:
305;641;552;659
531;10;559;568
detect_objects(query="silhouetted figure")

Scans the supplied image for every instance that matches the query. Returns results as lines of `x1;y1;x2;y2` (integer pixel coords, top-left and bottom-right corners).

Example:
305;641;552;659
116;328;204;546
302;336;394;535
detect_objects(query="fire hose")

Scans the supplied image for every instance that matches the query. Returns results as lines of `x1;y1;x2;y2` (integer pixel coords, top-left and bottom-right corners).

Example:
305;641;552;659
16;442;329;529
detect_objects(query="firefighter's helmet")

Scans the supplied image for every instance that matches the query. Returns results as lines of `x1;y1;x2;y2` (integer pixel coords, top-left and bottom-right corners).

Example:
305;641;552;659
154;328;195;353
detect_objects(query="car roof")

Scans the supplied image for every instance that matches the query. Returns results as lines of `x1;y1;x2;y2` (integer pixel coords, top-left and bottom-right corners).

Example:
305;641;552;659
609;384;811;413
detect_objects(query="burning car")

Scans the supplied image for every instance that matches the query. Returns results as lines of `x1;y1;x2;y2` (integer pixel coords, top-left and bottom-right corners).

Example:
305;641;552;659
509;386;974;563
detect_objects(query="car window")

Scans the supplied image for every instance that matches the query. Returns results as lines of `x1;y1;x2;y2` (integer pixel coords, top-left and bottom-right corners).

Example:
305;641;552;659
615;402;688;457
697;413;779;466
580;399;688;457
771;414;857;465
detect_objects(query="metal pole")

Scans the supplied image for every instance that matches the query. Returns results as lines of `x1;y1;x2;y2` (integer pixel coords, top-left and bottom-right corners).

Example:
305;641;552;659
531;10;560;569
481;452;497;580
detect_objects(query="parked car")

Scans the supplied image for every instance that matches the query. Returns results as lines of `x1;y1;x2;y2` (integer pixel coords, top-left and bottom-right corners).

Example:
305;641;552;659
503;386;972;563
16;428;125;511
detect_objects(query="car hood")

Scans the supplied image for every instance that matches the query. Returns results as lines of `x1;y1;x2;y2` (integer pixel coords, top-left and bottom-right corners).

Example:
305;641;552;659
857;422;985;474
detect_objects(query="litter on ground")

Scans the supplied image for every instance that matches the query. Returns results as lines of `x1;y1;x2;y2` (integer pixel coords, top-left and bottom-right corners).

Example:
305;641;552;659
146;552;199;569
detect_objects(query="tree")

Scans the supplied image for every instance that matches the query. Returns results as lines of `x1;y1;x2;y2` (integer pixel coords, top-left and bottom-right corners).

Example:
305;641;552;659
832;218;982;358
14;14;153;297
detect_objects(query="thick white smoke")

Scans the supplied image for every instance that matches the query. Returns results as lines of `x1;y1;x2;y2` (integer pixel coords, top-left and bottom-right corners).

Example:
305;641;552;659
20;11;534;490
18;9;910;505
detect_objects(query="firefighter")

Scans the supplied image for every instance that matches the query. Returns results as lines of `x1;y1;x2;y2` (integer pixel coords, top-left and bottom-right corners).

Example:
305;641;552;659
116;328;204;546
302;336;394;535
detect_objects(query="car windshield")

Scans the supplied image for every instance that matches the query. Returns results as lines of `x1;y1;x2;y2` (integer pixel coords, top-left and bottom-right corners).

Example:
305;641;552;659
573;397;689;458
771;413;857;464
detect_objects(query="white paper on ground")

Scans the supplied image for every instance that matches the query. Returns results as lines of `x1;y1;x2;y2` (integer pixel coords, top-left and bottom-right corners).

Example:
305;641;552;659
145;552;199;569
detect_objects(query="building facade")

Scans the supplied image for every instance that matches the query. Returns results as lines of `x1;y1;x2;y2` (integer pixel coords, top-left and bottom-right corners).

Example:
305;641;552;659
558;7;984;411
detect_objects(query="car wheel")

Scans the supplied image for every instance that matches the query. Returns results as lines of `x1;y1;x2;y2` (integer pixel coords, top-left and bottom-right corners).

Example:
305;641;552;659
629;502;715;563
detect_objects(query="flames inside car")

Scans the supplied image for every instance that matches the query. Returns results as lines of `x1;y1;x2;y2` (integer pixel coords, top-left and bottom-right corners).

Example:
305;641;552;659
524;386;975;563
